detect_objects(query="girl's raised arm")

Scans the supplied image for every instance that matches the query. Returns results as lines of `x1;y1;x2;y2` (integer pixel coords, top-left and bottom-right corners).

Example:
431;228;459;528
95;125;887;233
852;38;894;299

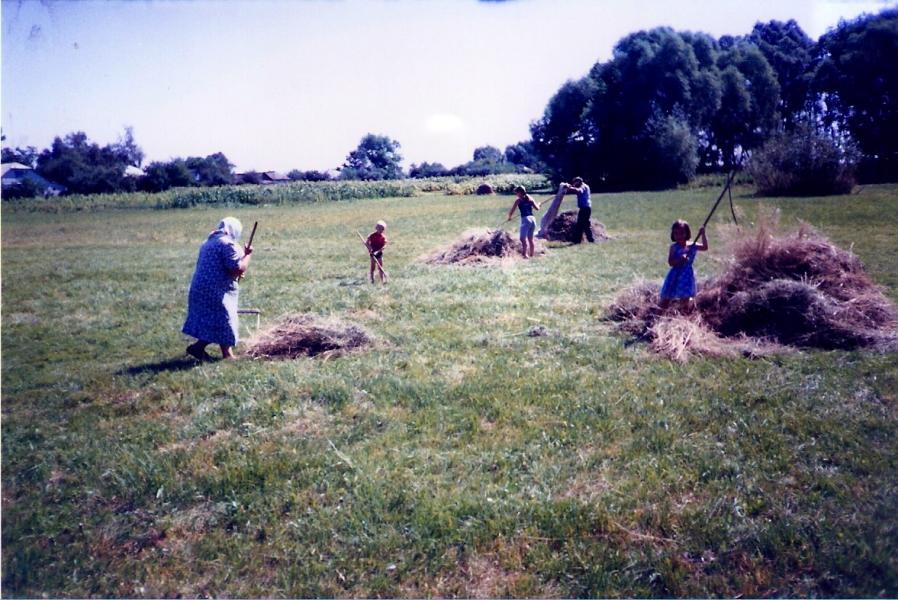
695;227;709;251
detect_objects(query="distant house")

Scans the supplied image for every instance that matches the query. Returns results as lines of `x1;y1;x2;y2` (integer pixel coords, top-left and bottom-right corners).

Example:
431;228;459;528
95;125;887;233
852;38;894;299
232;171;291;185
1;162;66;196
260;171;290;184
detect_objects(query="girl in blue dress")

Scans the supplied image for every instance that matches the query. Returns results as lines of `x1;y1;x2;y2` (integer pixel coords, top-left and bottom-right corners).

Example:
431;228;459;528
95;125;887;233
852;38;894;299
660;219;708;312
183;217;253;360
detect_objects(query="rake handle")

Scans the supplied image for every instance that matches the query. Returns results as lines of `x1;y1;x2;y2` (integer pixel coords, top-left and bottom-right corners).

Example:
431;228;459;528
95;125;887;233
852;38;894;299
695;170;736;242
246;221;258;249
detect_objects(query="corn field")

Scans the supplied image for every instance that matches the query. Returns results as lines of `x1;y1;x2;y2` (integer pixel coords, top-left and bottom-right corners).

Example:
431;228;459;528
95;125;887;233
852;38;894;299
2;174;549;213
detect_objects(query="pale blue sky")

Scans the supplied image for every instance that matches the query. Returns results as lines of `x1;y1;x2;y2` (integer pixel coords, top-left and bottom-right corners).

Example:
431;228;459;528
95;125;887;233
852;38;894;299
2;0;893;173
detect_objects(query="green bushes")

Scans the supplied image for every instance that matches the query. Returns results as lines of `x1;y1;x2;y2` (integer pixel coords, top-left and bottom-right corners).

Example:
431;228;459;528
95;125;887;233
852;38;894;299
748;124;858;196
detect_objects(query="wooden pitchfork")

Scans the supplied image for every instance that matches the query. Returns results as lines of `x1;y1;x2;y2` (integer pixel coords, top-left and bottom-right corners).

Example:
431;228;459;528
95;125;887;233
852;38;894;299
237;221;258;282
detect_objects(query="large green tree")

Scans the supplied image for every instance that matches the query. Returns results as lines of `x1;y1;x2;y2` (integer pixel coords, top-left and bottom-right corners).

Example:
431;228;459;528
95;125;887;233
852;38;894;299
749;20;816;128
531;26;783;189
186;152;234;186
340;134;404;180
709;41;780;168
813;8;898;182
36;131;131;195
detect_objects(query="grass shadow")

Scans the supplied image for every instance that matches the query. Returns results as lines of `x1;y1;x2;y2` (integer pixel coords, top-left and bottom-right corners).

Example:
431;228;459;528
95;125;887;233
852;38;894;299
118;355;206;376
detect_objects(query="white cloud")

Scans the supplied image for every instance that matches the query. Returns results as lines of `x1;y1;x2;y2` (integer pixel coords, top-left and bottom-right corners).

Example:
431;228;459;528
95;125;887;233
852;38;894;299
425;113;465;135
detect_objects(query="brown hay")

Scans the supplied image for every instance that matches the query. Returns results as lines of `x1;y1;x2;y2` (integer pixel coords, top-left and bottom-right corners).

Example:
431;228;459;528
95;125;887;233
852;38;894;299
544;210;611;242
422;229;543;265
607;219;898;359
246;314;372;359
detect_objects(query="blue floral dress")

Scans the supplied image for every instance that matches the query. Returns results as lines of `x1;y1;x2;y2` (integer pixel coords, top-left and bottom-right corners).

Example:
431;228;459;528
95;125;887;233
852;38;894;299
182;232;244;346
660;243;698;300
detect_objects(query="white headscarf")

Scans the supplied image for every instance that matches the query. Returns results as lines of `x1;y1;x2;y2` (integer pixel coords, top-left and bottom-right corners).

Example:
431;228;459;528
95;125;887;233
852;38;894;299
212;217;242;242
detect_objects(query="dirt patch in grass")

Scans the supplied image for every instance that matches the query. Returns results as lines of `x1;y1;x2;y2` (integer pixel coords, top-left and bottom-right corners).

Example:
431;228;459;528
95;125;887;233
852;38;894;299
544;210;612;242
607;218;898;361
422;229;544;265
246;313;373;359
424;539;559;598
277;404;332;438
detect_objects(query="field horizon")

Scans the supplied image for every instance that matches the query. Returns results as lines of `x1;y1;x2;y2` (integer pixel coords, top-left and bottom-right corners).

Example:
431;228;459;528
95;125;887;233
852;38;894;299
2;183;897;597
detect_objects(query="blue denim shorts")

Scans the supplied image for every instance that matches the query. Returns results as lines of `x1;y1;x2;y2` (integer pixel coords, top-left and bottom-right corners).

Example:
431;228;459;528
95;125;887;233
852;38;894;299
519;216;536;238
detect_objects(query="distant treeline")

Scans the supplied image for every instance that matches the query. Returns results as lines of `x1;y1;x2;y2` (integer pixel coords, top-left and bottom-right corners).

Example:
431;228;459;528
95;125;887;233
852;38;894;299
3;8;895;199
1;129;542;198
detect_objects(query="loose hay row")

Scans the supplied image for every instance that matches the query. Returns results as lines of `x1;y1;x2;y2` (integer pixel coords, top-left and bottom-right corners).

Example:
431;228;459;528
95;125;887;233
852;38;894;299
421;212;610;265
607;219;898;361
543;210;612;242
422;229;538;265
246;314;373;359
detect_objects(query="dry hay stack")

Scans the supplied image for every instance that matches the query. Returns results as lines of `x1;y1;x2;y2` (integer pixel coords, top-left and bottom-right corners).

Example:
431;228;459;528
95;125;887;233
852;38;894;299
545;210;611;242
423;229;541;265
246;314;372;359
607;221;898;360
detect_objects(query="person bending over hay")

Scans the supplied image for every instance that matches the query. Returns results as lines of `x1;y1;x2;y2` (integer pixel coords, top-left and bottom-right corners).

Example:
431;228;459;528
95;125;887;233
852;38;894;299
543;211;611;243
182;217;253;361
422;229;542;265
246;314;372;359
607;219;898;359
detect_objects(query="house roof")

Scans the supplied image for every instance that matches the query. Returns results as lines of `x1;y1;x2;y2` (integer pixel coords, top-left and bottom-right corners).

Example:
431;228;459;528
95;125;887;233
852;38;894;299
263;171;289;181
1;162;32;176
124;165;145;177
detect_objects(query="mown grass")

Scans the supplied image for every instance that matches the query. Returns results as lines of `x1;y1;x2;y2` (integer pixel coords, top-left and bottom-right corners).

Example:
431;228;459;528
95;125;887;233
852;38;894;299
2;184;897;597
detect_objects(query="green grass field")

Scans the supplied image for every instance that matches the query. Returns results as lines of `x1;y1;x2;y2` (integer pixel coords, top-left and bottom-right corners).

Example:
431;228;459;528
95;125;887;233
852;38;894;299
2;184;897;597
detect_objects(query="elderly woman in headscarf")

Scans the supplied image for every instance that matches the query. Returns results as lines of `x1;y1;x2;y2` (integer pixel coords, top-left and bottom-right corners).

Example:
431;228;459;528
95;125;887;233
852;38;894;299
183;217;253;360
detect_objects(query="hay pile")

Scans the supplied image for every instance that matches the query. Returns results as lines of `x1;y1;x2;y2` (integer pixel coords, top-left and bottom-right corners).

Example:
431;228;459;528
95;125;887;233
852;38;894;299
423;229;542;265
607;220;898;360
246;314;372;359
544;210;611;242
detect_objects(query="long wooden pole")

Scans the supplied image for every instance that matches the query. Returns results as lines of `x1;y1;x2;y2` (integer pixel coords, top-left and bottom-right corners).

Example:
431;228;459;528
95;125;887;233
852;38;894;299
237;221;258;282
694;170;736;242
246;221;259;249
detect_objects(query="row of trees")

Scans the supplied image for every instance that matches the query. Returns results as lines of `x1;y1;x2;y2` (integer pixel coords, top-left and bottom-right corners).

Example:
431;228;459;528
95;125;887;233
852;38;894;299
2;128;144;195
2;129;539;196
530;9;897;190
0;128;235;195
342;134;542;181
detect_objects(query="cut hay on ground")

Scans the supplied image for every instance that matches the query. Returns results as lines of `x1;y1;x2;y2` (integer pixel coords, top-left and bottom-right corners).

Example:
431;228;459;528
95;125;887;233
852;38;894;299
422;229;543;265
607;218;898;360
544;210;611;242
246;314;373;359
